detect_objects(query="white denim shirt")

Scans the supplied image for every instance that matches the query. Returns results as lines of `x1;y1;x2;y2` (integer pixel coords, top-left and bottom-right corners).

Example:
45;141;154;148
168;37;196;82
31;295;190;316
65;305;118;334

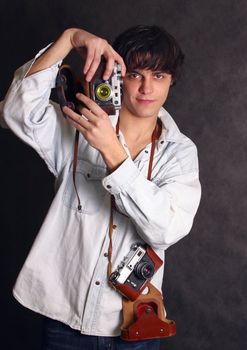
0;47;201;336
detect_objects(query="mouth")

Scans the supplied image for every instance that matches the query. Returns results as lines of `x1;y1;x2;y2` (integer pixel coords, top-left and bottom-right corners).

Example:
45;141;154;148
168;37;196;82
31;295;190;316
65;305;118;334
136;98;155;105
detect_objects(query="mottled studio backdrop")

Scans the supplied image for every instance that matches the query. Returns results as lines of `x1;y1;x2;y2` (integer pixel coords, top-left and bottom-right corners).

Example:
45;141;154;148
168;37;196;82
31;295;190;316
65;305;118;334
0;1;246;349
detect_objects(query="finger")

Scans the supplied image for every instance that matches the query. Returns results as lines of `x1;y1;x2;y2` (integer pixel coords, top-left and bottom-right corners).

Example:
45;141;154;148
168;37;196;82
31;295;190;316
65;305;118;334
78;106;98;123
85;50;102;82
83;46;95;75
103;48;126;79
103;56;115;81
76;93;108;117
112;50;126;76
63;106;90;129
66;116;86;135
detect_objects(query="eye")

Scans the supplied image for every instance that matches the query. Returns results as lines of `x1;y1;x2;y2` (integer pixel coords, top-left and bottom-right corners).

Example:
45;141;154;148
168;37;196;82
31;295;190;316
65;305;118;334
153;72;166;80
127;72;141;79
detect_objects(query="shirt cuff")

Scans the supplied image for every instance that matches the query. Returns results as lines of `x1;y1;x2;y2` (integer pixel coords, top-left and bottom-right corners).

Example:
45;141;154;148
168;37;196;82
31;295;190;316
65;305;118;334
102;157;141;194
13;44;62;89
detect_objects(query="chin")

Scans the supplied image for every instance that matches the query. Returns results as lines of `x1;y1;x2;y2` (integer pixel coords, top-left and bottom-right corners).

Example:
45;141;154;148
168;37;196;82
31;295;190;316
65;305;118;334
133;107;160;119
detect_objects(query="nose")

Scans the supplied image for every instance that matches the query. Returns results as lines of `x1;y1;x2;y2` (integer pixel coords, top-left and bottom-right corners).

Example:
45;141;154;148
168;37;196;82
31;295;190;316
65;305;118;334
139;77;153;95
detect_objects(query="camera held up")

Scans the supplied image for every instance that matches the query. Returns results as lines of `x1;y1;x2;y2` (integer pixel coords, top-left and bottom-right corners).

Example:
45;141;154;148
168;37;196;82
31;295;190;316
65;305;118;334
56;58;122;117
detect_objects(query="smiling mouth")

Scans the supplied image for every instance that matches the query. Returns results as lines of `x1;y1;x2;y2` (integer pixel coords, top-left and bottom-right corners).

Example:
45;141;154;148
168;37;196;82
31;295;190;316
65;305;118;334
136;98;155;104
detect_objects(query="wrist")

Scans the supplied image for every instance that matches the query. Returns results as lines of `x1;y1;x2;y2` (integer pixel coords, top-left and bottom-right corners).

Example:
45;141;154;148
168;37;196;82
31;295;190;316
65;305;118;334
101;143;128;172
26;29;75;77
63;28;79;50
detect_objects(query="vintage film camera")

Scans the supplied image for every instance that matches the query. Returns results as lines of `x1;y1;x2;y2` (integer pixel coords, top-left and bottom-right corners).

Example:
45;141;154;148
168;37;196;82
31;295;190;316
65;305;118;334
109;243;163;301
56;59;122;116
85;60;122;115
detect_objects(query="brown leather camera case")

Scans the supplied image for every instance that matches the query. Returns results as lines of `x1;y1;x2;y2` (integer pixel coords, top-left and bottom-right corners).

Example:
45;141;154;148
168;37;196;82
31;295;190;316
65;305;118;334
121;282;176;341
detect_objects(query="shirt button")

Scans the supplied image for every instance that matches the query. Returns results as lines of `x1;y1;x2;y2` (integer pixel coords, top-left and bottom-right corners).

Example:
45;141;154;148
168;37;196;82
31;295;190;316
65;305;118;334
145;150;149;153
104;252;108;257
160;140;164;144
106;185;112;189
112;224;117;229
95;281;100;285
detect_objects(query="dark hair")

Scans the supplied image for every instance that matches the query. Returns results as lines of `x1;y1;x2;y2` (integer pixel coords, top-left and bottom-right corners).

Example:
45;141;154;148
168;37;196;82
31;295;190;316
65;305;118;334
113;25;184;84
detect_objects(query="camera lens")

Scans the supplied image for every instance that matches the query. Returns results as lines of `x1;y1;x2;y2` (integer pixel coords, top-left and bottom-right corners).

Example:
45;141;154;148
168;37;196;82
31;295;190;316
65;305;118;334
134;262;154;280
95;83;112;101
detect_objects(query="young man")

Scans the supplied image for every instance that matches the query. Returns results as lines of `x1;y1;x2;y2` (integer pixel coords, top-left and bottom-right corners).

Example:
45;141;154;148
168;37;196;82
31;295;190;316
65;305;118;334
1;26;201;349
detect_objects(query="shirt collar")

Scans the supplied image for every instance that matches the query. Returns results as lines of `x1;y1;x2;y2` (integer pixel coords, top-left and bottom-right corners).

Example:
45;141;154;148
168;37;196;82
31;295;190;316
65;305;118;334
109;107;183;145
158;107;183;144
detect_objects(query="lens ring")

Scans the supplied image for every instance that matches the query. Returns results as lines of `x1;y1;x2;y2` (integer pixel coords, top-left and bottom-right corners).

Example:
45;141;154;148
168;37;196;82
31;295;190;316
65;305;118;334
95;83;112;101
134;262;154;280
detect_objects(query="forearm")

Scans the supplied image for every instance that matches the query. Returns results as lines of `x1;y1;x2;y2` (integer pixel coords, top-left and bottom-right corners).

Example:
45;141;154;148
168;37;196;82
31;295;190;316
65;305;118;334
26;27;125;80
102;157;201;249
26;28;75;77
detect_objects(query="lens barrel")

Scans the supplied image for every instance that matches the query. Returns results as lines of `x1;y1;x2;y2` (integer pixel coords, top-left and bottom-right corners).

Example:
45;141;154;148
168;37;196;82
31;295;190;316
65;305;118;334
95;83;112;101
134;262;154;280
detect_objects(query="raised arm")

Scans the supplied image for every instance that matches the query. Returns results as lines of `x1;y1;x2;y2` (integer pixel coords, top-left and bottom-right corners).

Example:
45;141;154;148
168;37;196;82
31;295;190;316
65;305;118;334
27;28;126;81
2;28;127;176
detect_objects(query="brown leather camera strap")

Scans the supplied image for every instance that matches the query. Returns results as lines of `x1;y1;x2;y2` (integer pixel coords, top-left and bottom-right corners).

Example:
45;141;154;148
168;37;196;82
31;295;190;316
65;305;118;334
73;130;82;211
107;118;162;277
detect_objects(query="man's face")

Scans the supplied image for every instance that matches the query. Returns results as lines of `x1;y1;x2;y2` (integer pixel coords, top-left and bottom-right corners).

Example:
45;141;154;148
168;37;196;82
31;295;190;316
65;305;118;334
121;69;172;120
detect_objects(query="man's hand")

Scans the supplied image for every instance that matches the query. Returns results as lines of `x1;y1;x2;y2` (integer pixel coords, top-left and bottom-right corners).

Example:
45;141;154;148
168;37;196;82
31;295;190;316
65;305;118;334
70;29;126;81
27;28;126;80
63;93;128;171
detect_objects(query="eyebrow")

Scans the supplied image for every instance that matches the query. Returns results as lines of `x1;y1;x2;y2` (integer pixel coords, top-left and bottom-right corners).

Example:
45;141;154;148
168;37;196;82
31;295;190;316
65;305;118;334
127;69;167;75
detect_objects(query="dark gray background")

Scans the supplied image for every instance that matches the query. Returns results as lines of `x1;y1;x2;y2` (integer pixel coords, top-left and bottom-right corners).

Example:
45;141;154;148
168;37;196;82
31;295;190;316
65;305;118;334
0;0;246;349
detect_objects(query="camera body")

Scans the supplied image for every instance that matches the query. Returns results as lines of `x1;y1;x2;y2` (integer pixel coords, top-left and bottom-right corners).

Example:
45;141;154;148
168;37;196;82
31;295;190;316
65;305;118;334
56;59;122;117
109;243;163;301
87;60;122;115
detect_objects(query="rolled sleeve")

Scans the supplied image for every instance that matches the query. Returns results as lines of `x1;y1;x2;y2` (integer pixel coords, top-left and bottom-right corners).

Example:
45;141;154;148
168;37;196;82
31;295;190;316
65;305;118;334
1;45;74;176
102;140;201;250
102;157;140;194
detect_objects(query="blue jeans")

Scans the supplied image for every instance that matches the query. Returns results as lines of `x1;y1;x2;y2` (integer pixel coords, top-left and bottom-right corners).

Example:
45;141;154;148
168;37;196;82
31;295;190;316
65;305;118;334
41;317;160;350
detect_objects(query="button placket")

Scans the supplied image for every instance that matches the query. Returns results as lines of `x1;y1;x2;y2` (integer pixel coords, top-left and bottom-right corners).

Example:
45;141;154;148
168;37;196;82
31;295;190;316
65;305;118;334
88;218;119;332
81;238;110;332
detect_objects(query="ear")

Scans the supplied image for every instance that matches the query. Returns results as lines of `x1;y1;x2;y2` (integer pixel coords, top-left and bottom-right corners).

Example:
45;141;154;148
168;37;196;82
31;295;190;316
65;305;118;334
170;78;175;87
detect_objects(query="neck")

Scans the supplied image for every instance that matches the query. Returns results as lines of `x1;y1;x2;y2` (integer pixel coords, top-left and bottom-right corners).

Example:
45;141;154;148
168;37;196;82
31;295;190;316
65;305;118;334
118;108;158;142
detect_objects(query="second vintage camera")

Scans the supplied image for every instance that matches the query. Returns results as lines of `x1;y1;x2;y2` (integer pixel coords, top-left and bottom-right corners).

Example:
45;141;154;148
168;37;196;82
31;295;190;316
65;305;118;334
109;243;163;301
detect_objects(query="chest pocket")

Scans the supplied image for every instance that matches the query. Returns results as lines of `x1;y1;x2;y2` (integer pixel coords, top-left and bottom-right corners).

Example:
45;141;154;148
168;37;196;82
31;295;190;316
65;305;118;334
63;159;108;214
